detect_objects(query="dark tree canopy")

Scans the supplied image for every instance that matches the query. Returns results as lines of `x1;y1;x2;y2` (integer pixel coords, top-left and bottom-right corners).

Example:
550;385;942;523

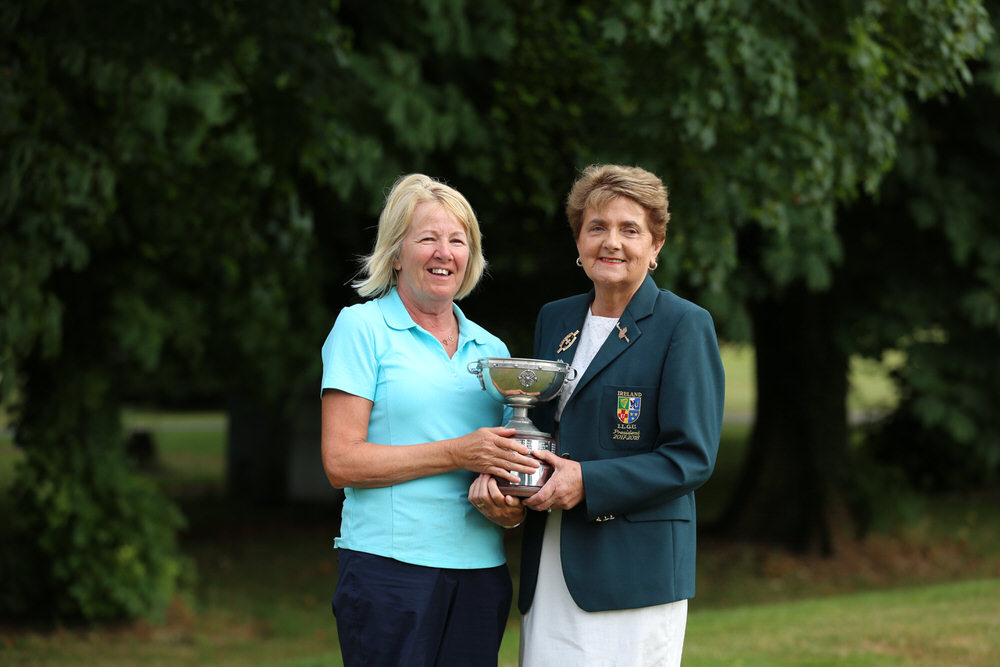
849;31;1000;495
1;0;996;619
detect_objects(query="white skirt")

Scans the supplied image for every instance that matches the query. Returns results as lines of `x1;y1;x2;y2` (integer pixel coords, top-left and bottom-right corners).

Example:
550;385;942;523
519;510;688;667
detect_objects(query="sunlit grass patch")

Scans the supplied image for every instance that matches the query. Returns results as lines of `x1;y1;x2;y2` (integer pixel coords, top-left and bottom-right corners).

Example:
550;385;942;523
684;579;1000;666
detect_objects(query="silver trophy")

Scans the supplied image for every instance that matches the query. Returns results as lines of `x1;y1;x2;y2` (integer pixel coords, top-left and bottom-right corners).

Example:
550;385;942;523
468;357;577;496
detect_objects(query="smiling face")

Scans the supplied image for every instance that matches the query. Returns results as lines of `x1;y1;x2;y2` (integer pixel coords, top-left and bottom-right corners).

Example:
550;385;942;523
576;196;663;302
393;201;470;311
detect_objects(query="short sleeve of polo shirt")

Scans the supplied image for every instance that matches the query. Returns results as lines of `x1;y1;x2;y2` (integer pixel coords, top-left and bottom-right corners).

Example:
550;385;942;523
321;303;379;401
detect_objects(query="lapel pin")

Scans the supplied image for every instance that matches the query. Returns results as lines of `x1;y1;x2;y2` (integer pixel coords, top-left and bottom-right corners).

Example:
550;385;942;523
556;329;579;354
616;323;629;343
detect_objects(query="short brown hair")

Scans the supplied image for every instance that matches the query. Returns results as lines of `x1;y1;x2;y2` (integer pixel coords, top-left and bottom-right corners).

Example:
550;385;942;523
565;164;669;246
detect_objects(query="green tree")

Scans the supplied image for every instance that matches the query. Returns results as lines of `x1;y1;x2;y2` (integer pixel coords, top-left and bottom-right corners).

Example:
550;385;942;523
711;3;1000;549
2;0;995;621
458;0;993;553
0;0;521;620
0;0;351;620
846;16;1000;497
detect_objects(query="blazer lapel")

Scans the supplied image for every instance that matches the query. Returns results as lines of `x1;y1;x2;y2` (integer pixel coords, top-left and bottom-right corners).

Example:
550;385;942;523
569;276;659;398
549;299;590;366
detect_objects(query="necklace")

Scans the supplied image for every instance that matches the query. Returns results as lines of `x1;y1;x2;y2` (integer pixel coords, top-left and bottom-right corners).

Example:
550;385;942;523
440;322;458;346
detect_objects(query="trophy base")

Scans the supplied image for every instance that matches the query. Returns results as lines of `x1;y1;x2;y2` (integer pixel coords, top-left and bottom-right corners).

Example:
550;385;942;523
495;463;552;497
495;433;555;497
496;482;543;497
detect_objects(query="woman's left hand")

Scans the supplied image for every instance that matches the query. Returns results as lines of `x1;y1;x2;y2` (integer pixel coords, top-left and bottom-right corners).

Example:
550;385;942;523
523;449;585;512
469;474;526;528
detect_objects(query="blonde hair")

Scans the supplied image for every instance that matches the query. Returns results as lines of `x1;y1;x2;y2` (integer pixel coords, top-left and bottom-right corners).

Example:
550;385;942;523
352;174;486;300
566;164;669;246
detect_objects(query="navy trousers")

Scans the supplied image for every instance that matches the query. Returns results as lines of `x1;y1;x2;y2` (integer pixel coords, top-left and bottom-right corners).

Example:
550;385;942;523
332;549;512;667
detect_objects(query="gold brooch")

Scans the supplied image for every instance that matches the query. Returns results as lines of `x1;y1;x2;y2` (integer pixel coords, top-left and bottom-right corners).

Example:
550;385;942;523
616;323;629;343
556;330;579;354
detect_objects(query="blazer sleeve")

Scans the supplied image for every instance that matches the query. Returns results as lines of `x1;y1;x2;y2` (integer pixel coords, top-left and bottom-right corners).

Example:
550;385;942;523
579;306;725;520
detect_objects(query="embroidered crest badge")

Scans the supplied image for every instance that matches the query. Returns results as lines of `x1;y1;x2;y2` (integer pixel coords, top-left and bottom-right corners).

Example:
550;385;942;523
617;396;641;424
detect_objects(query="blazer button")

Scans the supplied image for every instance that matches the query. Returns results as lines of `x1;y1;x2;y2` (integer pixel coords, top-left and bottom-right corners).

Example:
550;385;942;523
561;453;572;459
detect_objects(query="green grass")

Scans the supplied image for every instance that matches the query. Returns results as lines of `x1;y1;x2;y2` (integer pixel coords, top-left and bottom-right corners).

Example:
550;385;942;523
720;343;756;420
3;533;996;667
0;432;16;489
2;357;996;666
143;428;227;497
719;344;901;421
685;579;1000;666
0;410;227;493
3;418;998;666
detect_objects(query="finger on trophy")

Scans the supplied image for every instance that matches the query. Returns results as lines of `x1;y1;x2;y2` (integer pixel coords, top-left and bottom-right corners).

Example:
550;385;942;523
504;455;537;473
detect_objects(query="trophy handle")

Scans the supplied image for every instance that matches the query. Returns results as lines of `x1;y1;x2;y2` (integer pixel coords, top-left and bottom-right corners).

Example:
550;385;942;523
552;366;578;398
467;360;486;390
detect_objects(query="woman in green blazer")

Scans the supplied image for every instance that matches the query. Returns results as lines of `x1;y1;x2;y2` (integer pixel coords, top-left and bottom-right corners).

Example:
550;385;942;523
472;164;724;666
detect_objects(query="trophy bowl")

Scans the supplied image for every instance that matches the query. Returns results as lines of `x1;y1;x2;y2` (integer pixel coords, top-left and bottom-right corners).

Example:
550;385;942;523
470;357;575;408
469;358;576;496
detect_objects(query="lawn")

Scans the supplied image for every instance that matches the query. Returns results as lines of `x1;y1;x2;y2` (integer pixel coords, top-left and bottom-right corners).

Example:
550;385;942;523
3;483;997;666
2;347;998;665
685;578;1000;666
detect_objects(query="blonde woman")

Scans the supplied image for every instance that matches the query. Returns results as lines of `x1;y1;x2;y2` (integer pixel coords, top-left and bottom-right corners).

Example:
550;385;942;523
321;174;535;666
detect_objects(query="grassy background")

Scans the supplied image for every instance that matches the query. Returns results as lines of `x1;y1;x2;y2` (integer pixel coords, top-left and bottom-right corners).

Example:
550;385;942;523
2;347;999;665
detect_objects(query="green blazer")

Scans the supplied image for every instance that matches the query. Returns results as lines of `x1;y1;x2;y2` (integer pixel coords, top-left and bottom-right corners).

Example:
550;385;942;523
518;275;725;613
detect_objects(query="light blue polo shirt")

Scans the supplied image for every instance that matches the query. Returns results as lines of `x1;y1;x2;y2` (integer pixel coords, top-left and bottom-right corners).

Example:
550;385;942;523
321;288;512;569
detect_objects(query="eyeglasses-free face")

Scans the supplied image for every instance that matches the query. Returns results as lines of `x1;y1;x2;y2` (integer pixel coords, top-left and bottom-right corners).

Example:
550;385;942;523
576;196;663;301
394;201;470;310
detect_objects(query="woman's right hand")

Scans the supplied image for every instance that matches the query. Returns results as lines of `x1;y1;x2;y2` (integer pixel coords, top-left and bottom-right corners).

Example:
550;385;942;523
454;427;539;482
469;473;526;527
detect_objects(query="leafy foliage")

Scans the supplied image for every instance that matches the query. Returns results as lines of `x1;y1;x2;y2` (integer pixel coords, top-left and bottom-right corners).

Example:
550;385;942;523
0;0;352;620
1;0;997;615
3;440;188;621
851;17;1000;490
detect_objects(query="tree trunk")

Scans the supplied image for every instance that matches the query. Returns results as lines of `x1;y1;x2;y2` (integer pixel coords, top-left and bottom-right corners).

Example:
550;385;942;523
226;392;290;504
717;285;852;554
